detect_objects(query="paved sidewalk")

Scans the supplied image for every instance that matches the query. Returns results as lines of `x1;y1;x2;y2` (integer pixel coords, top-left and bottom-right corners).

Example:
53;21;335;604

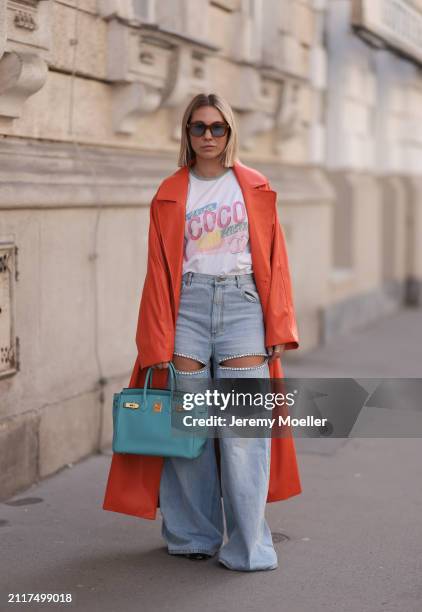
287;307;422;378
1;308;421;612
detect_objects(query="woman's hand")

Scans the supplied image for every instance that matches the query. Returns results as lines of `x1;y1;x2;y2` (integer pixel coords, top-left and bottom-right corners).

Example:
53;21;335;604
151;362;170;369
266;344;285;364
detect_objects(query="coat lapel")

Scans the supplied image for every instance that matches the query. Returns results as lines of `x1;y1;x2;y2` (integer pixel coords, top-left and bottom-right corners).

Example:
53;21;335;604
153;167;188;303
154;161;277;303
232;162;277;288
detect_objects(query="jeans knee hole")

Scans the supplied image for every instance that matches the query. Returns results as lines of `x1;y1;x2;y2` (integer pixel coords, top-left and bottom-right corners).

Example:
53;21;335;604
172;353;208;374
173;358;209;376
219;356;268;371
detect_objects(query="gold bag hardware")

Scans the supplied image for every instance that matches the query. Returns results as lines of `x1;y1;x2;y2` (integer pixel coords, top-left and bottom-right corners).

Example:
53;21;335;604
124;402;140;409
153;402;162;412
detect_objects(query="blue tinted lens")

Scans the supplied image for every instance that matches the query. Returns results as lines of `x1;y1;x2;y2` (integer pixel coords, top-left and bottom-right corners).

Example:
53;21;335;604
189;123;227;137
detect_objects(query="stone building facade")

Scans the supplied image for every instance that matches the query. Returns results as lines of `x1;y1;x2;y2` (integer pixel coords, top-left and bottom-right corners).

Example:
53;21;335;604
0;0;421;499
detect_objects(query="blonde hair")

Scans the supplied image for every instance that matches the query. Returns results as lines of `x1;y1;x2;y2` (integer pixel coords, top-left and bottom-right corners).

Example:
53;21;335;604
178;93;239;168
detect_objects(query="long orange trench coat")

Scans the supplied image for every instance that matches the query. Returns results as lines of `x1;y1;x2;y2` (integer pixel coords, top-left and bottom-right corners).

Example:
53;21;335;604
102;160;302;520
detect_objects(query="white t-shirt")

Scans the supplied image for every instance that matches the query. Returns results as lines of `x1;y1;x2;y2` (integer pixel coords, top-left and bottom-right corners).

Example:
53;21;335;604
182;168;253;276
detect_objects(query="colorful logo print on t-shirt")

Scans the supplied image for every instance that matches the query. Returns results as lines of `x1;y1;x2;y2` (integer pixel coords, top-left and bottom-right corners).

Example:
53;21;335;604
185;199;248;255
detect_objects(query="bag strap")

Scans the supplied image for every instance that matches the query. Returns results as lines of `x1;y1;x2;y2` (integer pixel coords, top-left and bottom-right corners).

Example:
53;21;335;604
143;362;177;406
144;361;177;390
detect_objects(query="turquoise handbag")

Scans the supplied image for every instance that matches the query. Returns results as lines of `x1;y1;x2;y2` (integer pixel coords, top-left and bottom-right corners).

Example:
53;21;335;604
112;362;208;459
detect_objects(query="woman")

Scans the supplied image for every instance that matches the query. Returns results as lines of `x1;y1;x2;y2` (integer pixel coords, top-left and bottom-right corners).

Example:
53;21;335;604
102;92;301;572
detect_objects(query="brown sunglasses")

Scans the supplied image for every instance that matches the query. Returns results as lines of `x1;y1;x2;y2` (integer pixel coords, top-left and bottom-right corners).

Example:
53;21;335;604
187;121;230;138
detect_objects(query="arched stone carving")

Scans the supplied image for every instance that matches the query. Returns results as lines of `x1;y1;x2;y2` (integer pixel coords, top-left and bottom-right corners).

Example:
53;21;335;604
103;2;217;136
112;81;162;134
222;68;282;150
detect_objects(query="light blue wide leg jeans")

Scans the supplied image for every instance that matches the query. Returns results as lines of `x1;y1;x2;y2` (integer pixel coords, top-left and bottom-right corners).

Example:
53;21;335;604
159;272;278;571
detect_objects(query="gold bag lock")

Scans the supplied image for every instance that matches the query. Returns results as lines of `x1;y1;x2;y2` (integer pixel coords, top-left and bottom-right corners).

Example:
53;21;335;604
124;402;140;409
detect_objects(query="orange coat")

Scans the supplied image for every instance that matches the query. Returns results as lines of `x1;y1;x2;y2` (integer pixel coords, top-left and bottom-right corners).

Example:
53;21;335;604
102;160;302;519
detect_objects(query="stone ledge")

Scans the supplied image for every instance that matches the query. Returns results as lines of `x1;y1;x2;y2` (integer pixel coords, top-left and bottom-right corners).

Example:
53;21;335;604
0;138;335;208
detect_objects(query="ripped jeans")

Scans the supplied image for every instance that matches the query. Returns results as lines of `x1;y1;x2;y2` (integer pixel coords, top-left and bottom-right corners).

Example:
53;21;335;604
159;271;278;571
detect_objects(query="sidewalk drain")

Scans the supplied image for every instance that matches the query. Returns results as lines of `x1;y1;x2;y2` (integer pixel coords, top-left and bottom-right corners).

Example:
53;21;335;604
271;531;289;544
4;497;44;506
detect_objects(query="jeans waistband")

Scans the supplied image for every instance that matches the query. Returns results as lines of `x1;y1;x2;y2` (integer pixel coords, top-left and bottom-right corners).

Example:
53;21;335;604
182;271;255;288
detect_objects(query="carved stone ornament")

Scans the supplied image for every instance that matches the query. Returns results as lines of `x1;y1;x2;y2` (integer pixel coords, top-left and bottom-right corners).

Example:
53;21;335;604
104;12;215;135
106;21;172;133
225;68;282;150
112;81;162;134
5;0;51;58
160;46;193;108
273;79;303;154
97;0;136;22
238;110;274;151
0;51;48;119
160;45;212;141
14;10;38;31
0;0;51;119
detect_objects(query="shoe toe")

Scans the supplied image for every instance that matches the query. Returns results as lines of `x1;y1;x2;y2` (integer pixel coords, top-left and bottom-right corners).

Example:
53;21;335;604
185;553;212;560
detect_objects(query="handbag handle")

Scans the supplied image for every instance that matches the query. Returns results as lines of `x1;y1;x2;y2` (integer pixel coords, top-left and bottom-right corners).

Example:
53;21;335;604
143;362;178;407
